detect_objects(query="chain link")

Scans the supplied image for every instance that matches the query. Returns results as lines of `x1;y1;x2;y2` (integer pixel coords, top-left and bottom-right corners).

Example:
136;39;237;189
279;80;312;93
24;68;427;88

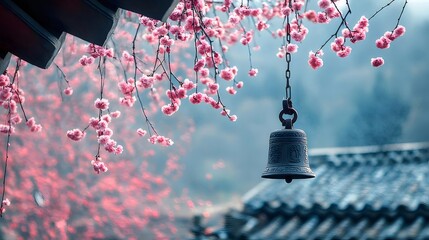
285;3;292;100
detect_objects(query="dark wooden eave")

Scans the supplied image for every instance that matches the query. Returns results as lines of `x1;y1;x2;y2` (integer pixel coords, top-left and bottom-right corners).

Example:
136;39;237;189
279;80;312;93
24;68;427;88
0;0;179;73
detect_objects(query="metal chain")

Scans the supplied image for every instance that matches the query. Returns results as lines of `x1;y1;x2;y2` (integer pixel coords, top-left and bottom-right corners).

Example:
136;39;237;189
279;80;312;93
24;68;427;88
285;2;292;100
278;0;299;128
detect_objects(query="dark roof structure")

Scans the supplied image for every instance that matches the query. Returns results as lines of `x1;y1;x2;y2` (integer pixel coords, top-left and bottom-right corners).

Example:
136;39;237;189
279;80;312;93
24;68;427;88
194;142;429;239
0;0;179;73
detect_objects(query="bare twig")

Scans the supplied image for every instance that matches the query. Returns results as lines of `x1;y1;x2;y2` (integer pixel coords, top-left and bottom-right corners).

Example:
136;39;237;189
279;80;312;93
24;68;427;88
132;23;158;135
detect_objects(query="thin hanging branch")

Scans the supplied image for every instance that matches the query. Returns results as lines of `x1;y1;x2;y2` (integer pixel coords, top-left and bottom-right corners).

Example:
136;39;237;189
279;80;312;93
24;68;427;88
0;59;20;217
369;0;396;20
132;23;158;136
392;0;408;30
316;0;352;54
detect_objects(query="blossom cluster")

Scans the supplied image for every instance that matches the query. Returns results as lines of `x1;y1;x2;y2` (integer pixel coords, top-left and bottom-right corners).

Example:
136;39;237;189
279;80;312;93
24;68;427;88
0;73;42;134
376;25;406;49
148;135;174;146
79;43;114;66
308;50;324;70
274;0;406;69
118;79;137;107
136;1;266;124
79;44;114;66
66;96;123;173
164;79;237;121
91;156;108;174
370;25;406;67
89;113;123;155
66;128;86;141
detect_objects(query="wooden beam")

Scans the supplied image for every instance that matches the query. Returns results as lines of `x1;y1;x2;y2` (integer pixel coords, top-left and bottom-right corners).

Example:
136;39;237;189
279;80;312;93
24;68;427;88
0;0;180;70
0;0;64;69
12;0;119;46
99;0;179;21
0;51;11;74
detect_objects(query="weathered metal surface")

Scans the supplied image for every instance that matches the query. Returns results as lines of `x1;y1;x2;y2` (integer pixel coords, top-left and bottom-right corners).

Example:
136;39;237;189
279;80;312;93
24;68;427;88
262;128;315;183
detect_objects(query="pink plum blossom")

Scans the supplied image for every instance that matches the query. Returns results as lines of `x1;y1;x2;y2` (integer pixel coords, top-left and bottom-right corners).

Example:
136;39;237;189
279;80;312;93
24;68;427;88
199;68;210;77
193;59;206;72
220;67;237;81
122;51;134;62
393;25;406;38
118;81;134;96
1;198;10;214
0;124;14;134
110;111;121;118
148;135;174;146
63;87;73;96
308;51;324;69
375;36;391;49
66;129;86;141
229;115;238;122
10;114;22;125
2;198;10;206
226;86;237;95
30;124;42;132
182;79;196;90
137;128;147;137
79;55;94;66
221;109;230;116
371;57;384;67
94;98;109;110
162;103;180;116
101;114;112;123
286;44;298;53
318;0;331;9
91;158;108;174
256;21;269;31
0;74;10;87
138;75;154;89
189;93;204;104
248;68;258;77
98;135;110;145
26;117;36;128
337;46;352;58
305;10;318;23
120;96;136;107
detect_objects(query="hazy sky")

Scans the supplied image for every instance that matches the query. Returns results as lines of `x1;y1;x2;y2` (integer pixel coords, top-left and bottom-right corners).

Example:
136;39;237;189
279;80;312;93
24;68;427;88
407;0;429;20
178;0;429;209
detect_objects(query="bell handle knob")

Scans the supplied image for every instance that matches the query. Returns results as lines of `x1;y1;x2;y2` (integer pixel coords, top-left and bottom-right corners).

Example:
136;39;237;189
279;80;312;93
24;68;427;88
279;108;298;129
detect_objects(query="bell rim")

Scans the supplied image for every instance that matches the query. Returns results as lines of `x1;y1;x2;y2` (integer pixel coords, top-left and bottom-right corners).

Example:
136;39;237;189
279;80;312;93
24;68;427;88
261;165;315;179
261;173;316;179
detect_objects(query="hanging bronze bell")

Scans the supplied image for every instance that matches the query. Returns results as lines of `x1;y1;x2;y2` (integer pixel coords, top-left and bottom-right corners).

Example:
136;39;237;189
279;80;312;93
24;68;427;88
262;100;315;183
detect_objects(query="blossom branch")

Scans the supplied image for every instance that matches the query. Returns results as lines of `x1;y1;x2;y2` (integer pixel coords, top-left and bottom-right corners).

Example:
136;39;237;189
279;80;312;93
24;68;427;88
315;0;352;54
132;23;159;136
368;0;396;21
0;59;20;217
392;0;407;30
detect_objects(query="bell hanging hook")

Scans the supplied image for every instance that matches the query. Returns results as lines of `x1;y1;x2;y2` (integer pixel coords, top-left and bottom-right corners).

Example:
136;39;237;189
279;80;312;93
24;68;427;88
279;98;298;129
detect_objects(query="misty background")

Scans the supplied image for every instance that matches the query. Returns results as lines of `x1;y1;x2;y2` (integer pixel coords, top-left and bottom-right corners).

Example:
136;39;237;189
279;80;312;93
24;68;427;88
157;0;429;211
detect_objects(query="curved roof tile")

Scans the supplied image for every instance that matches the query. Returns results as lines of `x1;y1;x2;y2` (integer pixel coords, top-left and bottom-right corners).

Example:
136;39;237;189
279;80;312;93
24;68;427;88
229;142;429;239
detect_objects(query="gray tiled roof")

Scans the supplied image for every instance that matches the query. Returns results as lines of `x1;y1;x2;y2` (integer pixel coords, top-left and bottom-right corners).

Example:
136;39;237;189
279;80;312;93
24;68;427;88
224;142;429;240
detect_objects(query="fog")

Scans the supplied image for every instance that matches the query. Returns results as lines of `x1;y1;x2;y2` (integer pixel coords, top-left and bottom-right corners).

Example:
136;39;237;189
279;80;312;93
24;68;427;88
174;1;429;207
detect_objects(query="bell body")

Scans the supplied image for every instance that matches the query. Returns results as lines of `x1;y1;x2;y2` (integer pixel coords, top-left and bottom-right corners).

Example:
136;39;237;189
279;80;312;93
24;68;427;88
262;128;315;183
